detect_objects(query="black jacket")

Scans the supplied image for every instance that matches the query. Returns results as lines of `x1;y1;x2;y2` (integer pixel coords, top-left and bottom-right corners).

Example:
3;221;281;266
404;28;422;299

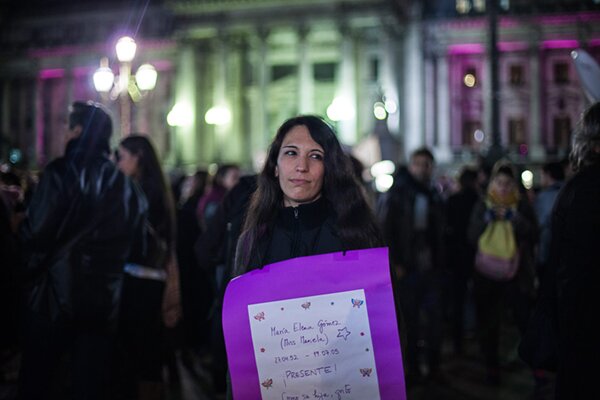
237;196;343;273
445;187;479;276
196;175;257;290
545;163;600;398
381;167;446;273
19;146;146;331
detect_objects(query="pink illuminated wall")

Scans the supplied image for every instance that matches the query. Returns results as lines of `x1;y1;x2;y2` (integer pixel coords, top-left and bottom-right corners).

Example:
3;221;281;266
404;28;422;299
444;10;599;155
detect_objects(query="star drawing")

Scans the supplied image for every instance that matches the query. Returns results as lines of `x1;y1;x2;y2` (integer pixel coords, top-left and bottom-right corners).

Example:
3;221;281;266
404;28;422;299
337;327;351;340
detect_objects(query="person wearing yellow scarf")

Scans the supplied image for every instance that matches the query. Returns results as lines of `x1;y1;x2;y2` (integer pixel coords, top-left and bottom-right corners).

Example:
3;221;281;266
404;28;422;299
485;166;520;221
467;160;538;386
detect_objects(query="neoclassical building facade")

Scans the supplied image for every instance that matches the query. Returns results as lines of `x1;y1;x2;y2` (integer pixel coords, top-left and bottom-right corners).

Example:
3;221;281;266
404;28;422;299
1;0;599;171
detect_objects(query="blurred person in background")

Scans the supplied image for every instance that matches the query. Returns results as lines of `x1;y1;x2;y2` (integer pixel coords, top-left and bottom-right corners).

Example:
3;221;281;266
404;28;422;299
468;161;538;385
196;164;240;230
175;169;211;356
444;167;480;355
0;169;25;384
18;101;146;400
536;102;600;399
380;147;446;385
533;161;564;278
117;134;181;400
195;173;257;397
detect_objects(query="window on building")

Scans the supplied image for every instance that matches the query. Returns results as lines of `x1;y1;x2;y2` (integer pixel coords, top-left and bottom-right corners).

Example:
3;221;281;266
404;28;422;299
509;64;524;86
369;57;379;82
462;120;482;146
553;62;569;84
271;65;297;81
553;116;571;148
313;62;336;82
508;118;526;145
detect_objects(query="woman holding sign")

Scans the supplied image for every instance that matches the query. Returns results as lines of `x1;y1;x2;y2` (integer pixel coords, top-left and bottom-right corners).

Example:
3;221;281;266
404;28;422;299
234;115;383;274
227;115;406;400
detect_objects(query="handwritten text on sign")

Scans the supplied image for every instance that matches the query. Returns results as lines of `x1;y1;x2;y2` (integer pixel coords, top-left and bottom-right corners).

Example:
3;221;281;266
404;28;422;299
248;289;380;400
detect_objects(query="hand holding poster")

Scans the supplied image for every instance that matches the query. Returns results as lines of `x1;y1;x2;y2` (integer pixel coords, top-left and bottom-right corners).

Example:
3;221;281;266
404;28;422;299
222;247;405;400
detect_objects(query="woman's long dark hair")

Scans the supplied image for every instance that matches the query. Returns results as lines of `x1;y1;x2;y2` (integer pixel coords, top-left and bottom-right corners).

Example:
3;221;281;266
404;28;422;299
119;134;176;248
238;115;382;271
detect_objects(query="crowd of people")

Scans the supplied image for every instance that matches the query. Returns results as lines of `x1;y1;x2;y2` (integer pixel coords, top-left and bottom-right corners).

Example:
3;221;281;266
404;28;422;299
1;100;599;400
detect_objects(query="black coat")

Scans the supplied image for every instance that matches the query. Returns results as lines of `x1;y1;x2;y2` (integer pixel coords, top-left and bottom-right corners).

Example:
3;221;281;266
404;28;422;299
242;196;343;272
547;163;600;399
445;187;479;276
19;147;146;331
381;167;446;273
196;175;258;287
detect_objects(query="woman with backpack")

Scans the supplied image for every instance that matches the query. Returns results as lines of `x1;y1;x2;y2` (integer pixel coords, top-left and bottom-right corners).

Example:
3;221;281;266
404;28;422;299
467;161;538;384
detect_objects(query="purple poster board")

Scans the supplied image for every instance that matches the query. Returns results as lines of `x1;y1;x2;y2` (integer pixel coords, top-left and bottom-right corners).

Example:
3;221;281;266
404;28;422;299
222;247;405;400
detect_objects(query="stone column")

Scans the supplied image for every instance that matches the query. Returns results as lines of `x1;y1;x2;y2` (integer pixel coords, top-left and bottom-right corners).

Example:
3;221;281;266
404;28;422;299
482;55;493;144
213;33;230;161
239;37;253;166
424;56;435;147
402;4;425;157
380;28;401;137
336;23;357;145
297;25;313;114
528;41;544;161
257;28;271;156
171;44;197;167
436;52;453;163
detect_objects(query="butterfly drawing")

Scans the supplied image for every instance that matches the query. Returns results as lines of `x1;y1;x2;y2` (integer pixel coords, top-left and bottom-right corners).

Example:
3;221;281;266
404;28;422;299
254;311;265;321
352;298;364;308
360;368;372;377
261;378;273;389
301;302;311;310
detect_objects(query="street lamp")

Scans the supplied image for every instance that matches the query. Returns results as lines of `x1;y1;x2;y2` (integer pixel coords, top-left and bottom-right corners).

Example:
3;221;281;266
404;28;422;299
93;36;157;136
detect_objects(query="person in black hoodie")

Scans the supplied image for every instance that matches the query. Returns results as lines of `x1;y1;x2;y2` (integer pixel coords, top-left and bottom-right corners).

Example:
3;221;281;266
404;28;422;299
380;148;446;385
18;101;146;400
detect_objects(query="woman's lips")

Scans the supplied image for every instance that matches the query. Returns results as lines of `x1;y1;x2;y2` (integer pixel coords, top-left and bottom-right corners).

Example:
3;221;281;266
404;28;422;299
290;179;309;184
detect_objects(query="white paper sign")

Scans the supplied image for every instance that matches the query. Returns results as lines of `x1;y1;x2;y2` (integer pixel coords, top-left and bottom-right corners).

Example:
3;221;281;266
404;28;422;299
248;289;381;400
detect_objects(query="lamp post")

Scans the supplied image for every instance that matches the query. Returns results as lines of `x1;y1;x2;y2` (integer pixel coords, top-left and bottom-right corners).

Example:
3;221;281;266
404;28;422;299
485;0;504;167
93;36;157;136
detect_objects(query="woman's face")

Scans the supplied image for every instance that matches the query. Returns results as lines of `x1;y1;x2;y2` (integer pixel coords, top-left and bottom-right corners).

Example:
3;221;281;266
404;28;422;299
117;146;139;177
275;125;325;207
490;173;515;198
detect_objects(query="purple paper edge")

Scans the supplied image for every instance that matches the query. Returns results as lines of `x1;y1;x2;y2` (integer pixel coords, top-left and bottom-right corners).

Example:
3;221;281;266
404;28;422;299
222;247;406;400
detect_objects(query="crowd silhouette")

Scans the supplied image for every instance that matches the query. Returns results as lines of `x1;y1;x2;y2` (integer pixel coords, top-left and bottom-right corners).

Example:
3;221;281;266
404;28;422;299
2;101;600;400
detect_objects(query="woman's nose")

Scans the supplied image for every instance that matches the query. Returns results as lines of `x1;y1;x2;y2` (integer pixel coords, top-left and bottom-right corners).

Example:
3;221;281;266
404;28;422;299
296;156;308;171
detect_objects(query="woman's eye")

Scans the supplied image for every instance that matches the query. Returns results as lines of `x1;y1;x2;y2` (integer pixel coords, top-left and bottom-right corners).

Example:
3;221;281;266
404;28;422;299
310;153;323;160
284;150;297;156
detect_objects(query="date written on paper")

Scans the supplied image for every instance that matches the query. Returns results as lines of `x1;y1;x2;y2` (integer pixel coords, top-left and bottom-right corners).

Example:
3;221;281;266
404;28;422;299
274;349;340;364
